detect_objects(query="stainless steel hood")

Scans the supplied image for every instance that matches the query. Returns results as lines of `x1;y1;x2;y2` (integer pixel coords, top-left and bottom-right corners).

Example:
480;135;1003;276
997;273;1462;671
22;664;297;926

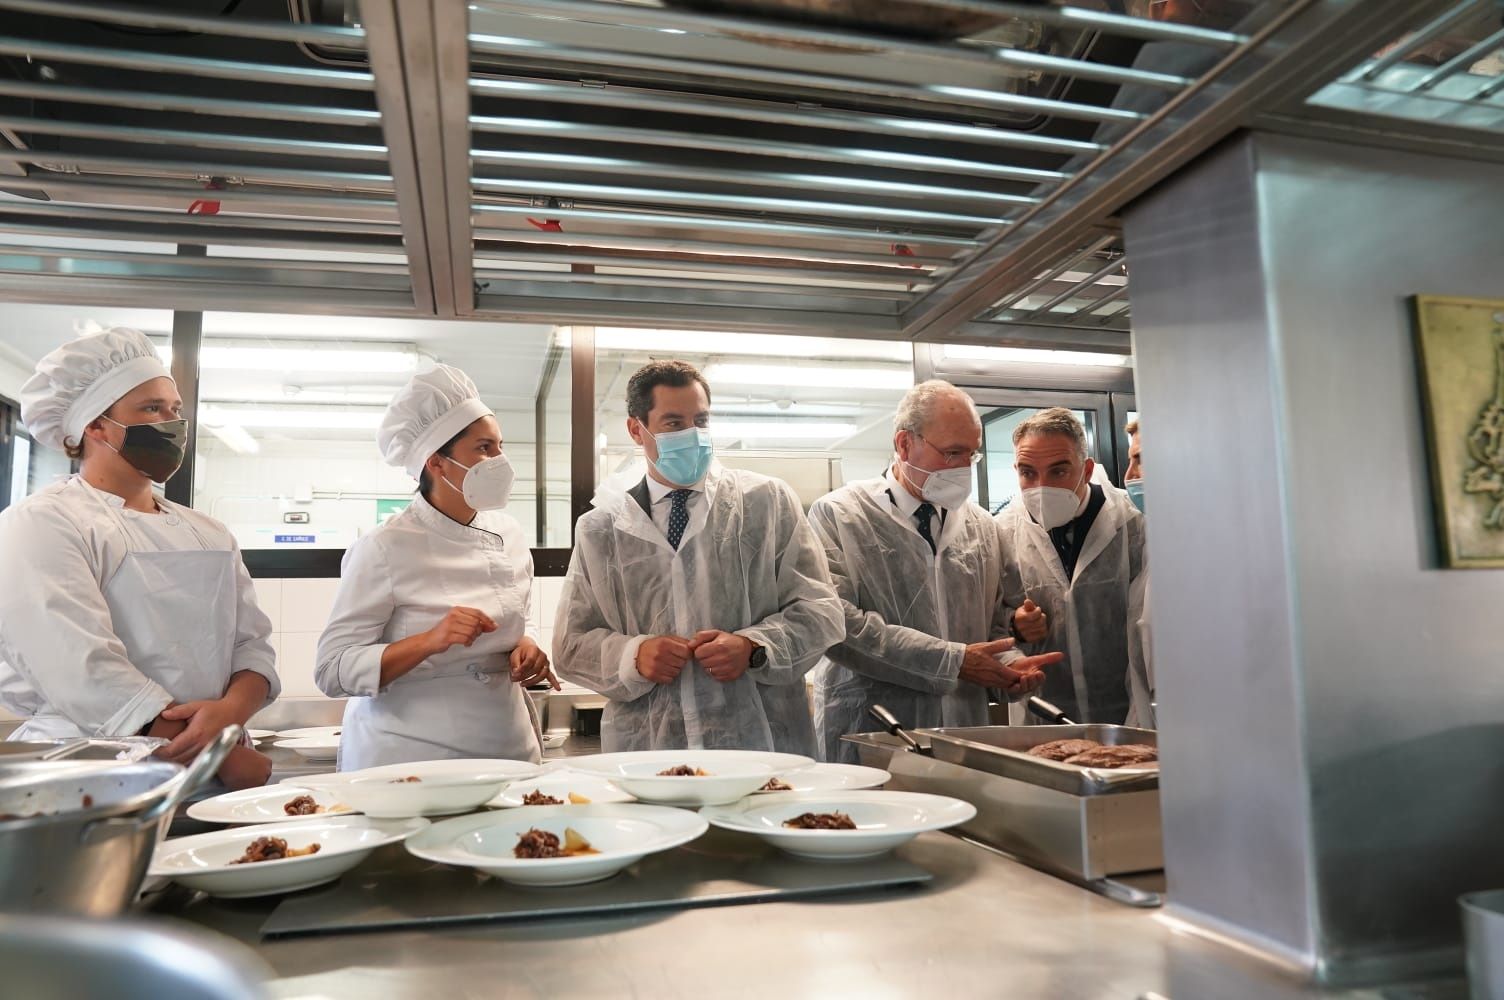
0;0;1491;346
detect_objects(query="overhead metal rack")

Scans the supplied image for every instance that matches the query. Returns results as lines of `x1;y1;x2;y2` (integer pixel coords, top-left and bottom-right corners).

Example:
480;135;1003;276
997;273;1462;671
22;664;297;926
0;0;1489;345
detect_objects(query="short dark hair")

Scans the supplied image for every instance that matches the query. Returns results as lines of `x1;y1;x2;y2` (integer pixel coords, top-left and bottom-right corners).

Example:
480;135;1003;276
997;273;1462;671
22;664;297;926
626;360;711;423
417;425;468;500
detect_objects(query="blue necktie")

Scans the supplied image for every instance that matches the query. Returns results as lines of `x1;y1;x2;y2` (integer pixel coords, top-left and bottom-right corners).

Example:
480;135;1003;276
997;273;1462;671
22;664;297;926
915;502;938;555
667;489;692;550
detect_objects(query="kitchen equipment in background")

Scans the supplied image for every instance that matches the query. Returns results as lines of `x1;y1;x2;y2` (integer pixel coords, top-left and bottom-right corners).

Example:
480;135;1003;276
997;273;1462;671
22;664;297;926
845;725;1163;902
0;725;239;916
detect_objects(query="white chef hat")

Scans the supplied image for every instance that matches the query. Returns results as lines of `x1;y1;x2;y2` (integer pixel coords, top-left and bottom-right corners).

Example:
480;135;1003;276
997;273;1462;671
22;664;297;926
19;326;173;452
378;364;493;478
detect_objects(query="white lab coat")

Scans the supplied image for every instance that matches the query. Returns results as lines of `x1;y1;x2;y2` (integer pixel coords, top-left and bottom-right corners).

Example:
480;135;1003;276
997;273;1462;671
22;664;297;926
996;485;1149;725
807;475;1022;763
315;493;542;770
553;464;844;756
0;476;278;740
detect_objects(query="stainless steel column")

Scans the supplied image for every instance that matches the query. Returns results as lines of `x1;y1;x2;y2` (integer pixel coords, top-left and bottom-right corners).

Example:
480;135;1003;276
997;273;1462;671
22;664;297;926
1125;131;1504;986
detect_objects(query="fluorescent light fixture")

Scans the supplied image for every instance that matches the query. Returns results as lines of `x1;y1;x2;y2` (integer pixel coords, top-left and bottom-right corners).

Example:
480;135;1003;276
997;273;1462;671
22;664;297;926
710;420;857;440
200;406;383;431
705;362;911;392
203;388;396;406
557;326;910;362
201;422;260;455
943;345;1133;368
154;341;423;374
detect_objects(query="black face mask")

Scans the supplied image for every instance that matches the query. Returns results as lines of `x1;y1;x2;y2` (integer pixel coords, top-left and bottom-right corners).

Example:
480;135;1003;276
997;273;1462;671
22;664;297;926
103;416;188;483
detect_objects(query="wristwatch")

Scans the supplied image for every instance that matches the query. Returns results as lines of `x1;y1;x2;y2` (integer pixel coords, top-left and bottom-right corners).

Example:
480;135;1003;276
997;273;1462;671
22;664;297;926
748;643;768;671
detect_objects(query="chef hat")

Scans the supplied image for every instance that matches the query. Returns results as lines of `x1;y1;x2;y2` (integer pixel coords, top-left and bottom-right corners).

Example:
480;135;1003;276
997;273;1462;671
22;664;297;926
378;364;493;478
19;326;173;452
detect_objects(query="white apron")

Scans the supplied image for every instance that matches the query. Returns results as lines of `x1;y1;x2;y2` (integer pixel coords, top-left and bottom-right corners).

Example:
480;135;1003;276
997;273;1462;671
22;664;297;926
14;496;237;741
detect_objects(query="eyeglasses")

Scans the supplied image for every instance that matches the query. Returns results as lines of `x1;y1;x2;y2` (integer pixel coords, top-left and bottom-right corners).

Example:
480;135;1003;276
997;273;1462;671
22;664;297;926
915;433;982;466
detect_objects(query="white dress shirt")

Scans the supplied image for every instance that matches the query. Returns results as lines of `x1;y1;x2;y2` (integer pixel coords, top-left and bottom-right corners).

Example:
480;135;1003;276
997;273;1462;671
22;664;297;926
646;474;706;539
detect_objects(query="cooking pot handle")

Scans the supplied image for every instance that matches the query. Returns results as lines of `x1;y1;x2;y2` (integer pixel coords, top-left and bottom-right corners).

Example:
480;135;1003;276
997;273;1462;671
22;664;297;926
79;725;241;844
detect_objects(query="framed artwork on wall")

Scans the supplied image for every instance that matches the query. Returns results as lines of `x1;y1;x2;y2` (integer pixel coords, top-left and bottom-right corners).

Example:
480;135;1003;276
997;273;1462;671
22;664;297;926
1413;295;1504;568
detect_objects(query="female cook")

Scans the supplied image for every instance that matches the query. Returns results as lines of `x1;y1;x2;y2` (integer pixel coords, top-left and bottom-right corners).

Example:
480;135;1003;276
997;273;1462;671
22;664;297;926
315;364;554;769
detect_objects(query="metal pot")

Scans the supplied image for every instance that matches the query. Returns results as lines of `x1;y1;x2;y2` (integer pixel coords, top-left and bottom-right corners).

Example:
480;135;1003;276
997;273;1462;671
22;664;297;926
0;726;239;917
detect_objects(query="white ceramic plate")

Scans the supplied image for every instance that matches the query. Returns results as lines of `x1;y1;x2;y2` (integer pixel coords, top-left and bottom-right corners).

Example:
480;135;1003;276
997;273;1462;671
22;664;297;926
149;815;428;898
299;759;543;818
755;763;890;795
186;784;358;825
567;750;814;807
488;771;635;808
245;729;277;741
406;803;707;886
699;791;976;861
276;736;340;762
541;732;568;750
275;726;342;740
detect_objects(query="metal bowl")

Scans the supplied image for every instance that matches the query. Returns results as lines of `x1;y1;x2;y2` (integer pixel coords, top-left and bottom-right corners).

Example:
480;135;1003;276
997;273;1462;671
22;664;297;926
0;727;238;917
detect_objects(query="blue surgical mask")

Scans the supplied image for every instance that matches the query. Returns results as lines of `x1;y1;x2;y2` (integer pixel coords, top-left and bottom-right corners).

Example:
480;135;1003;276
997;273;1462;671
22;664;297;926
1125;477;1145;513
651;426;713;486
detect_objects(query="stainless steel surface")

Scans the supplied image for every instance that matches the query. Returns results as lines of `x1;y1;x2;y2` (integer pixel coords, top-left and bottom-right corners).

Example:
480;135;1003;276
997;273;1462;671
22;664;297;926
846;731;1162;882
1461;891;1504;1000
1125;131;1504;985
0;2;1466;338
148;823;1461;1000
255;827;928;937
0;912;272;1000
925;724;1159;795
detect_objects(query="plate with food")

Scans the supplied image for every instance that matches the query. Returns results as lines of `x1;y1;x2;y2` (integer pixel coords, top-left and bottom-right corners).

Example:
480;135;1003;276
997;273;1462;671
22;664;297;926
186;784;357;824
487;771;635;809
274;726;342;741
276;736;341;762
541;732;568;750
753;763;889;795
567;750;813;807
149;815;428;898
699;790;975;860
299;759;543;818
405;802;707;886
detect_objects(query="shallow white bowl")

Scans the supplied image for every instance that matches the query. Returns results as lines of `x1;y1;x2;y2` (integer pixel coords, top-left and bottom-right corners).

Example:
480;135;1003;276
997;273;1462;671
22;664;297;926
149;816;428;898
406;803;707;886
755;763;890;795
700;791;976;861
300;759;542;818
541;732;568;750
488;771;635;808
276;736;340;762
568;750;813;807
275;726;341;740
245;729;277;741
187;784;358;825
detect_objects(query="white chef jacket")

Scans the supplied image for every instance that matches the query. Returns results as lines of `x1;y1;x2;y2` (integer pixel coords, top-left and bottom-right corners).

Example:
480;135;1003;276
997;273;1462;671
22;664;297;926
315;493;543;769
0;476;278;739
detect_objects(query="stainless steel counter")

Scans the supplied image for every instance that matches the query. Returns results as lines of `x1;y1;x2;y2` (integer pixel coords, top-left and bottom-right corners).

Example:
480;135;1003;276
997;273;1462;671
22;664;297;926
145;830;1465;1000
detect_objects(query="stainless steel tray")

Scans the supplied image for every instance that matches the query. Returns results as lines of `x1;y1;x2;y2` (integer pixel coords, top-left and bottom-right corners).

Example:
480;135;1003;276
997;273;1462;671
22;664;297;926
925;725;1159;796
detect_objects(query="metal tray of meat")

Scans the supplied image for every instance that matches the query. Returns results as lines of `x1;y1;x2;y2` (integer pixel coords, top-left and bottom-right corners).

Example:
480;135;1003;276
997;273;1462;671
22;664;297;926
923;725;1160;797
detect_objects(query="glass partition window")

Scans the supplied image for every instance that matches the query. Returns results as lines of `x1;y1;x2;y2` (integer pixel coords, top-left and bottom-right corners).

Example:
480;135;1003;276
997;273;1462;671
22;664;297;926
589;328;914;509
192;314;566;552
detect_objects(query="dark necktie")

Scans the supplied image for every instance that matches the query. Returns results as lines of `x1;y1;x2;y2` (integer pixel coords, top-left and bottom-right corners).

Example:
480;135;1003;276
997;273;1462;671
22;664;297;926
667;489;692;550
914;501;938;555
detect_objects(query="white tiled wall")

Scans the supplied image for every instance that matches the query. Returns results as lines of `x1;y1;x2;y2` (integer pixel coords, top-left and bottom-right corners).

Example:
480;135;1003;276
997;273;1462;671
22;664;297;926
257;575;567;700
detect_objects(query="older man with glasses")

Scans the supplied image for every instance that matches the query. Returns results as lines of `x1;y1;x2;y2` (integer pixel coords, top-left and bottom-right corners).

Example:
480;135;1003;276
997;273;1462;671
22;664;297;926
807;380;1064;763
